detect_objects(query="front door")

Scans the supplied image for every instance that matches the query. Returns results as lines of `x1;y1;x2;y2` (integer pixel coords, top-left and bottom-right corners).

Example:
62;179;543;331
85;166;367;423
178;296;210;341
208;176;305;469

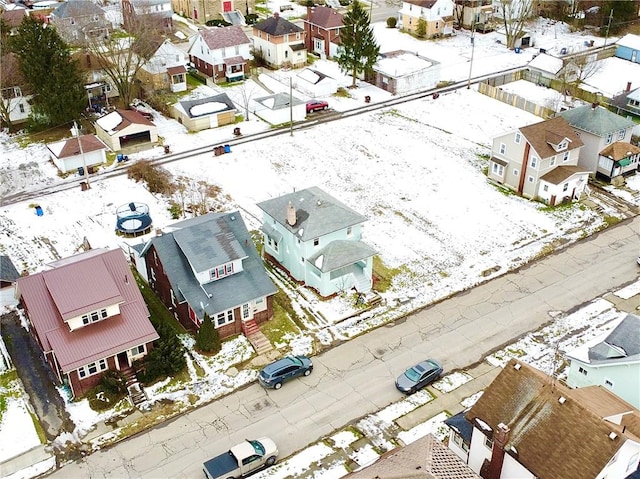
117;351;129;369
223;1;232;12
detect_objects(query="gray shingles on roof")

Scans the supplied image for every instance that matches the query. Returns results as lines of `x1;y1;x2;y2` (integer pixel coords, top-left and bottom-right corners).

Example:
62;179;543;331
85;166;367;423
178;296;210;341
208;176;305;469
256;186;367;241
559;104;636;136
0;255;20;283
445;410;474;445
254;92;304;110
52;0;105;19
589;313;640;362
307;240;376;272
147;212;276;320
178;93;236;119
254;15;303;36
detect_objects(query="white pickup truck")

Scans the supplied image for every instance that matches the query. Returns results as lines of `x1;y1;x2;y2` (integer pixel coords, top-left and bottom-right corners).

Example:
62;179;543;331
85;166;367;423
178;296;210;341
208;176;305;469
203;437;278;479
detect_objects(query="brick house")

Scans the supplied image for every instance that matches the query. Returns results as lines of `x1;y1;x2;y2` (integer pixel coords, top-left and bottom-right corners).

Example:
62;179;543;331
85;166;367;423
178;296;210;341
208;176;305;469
141;212;277;337
15;249;159;398
188;26;251;83
303;6;344;59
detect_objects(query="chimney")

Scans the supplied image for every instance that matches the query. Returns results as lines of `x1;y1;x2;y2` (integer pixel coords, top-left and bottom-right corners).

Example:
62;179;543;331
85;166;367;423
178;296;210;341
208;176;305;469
482;423;510;479
286;201;296;226
274;11;279;19
591;101;599;109
626;82;632;92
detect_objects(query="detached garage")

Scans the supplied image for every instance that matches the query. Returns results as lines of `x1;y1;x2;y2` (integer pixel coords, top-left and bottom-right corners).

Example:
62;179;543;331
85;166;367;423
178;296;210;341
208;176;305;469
47;134;107;173
172;93;237;132
95;109;158;152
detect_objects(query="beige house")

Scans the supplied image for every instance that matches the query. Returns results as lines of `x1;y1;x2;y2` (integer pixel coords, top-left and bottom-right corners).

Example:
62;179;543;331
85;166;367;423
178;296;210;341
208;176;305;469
454;0;493;30
171;0;251;25
252;13;307;69
136;39;188;94
94;109;158;152
172;93;237;131
488;116;589;205
399;0;455;38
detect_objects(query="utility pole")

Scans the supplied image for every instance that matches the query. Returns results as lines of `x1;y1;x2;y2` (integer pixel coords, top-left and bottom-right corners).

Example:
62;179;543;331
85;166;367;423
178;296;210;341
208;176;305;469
467;25;476;89
289;77;293;137
74;121;90;190
604;9;613;47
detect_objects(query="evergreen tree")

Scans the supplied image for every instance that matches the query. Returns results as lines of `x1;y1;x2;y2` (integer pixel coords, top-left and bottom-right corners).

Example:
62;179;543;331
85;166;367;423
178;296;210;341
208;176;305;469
10;16;86;127
416;17;427;38
336;0;380;88
196;313;221;354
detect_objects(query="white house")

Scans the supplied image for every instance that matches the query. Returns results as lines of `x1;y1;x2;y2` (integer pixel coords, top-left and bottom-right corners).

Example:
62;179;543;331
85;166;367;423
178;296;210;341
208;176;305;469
188;26;251;83
294;68;338;98
398;0;455;38
451;359;640;479
46;134;108;173
137;39;187;93
252;92;306;125
565;313;640;409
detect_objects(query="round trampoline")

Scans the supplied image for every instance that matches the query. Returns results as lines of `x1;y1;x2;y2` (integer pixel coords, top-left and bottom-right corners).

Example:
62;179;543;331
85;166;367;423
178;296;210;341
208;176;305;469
116;202;152;237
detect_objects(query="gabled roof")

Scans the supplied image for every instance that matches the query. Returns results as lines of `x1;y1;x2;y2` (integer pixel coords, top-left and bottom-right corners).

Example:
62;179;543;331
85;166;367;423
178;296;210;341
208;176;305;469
518;116;583;159
404;0;438;8
539;165;589;185
559;104;636;136
306;6;344;29
95;109;155;134
296;68;333;85
568;313;640;365
47;134;107;159
307;240;376;272
16;249;157;372
144;212;277;321
466;359;636;479
177;93;236;119
599;142;640;161
257;186;367;241
51;0;105;19
254;14;303;36
254;92;304;111
0;255;20;283
197;25;251;50
445;410;474;445
1;8;28;28
528;52;563;75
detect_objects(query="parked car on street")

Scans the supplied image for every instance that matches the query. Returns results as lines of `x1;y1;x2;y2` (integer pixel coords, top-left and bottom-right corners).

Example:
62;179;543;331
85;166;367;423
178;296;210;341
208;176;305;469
395;359;443;394
258;355;313;389
306;100;329;113
203;437;278;479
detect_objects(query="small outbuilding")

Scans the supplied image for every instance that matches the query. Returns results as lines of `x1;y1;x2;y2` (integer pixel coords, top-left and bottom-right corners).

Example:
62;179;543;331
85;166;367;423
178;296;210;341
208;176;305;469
615;33;640;64
94;109;158;152
252;92;306;125
0;255;20;308
295;68;338;98
172;93;237;131
372;51;441;95
46;134;108;173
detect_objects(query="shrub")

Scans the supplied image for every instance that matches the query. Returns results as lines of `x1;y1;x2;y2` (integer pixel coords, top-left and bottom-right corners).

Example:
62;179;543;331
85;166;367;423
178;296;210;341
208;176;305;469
206;19;231;27
195;313;221;353
168;200;182;219
245;13;259;25
135;321;186;384
386;17;397;28
127;160;175;195
101;369;127;395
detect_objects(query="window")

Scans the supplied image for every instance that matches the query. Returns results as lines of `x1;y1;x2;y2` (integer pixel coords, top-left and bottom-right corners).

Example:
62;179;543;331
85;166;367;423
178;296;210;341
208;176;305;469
18;103;25;113
484;436;493;449
558;140;567;150
563;183;569;192
215;310;234;327
499;143;506;155
550;156;556;167
492;162;504;176
301;256;305;264
563;151;569;162
313;238;319;246
81;308;108;325
528;175;534;183
530;157;538;168
130;345;145;357
604;378;614;388
513;168;519;176
543;184;548;192
578;366;588;375
514;132;521;144
347;226;352;237
618;129;625;140
170;289;176;307
78;359;107;379
606;132;613;144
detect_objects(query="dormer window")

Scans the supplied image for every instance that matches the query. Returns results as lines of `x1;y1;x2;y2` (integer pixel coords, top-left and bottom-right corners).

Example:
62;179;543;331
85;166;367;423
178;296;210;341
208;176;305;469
558;141;567;150
209;262;234;281
313;238;319;246
81;308;108;325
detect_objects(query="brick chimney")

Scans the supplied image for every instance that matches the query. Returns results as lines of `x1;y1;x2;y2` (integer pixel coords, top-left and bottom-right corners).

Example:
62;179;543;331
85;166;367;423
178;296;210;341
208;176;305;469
481;423;510;479
274;11;279;19
627;82;632;92
286;201;296;226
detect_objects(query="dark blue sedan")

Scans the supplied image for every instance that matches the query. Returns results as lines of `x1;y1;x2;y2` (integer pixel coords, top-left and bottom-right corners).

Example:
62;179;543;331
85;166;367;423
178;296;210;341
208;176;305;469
395;359;443;394
258;355;313;389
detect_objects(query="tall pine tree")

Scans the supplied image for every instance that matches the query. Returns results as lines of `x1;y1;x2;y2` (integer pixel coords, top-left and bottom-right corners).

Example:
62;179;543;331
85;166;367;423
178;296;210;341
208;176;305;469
10;16;86;127
336;0;380;88
196;313;221;354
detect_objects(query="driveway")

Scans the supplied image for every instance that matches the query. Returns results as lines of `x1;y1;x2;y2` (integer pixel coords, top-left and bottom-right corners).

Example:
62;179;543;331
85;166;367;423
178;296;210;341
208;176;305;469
0;311;75;442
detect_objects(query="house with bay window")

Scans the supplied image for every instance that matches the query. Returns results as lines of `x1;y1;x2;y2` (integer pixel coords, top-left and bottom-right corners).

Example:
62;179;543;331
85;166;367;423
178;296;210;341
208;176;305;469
142;212;277;337
488;116;589;206
15;248;158;398
257;187;376;298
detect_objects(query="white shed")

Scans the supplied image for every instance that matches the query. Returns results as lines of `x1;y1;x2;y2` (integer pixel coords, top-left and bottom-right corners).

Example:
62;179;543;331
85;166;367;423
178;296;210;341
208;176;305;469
295;68;338;98
46;134;108;173
253;92;306;125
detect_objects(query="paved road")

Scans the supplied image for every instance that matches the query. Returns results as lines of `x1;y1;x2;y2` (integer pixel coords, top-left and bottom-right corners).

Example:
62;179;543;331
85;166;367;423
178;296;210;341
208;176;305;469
45;216;640;478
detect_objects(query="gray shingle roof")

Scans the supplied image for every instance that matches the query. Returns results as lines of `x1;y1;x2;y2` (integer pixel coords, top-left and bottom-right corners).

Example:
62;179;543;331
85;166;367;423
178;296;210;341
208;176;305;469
559;104;636;136
254;92;304;110
254;15;303;36
589;313;640;362
307;240;376;272
0;255;20;283
178;93;236;119
52;0;105;19
256;186;367;241
147;212;276;320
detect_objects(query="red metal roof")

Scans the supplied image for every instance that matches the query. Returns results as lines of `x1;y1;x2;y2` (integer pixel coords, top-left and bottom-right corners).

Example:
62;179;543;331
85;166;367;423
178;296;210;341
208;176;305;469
16;249;158;372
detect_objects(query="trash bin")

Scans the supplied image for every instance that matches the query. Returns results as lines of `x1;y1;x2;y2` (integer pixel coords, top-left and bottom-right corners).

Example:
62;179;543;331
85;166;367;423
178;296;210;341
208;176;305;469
164;145;170;154
364;95;371;103
432;93;439;99
87;166;95;174
80;181;89;191
233;127;241;136
116;153;124;163
224;144;231;153
560;47;567;55
34;205;43;216
214;146;223;156
514;47;521;54
77;166;84;176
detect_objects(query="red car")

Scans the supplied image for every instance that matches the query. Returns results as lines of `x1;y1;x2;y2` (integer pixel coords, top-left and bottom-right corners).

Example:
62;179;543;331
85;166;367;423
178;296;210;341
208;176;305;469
306;100;329;113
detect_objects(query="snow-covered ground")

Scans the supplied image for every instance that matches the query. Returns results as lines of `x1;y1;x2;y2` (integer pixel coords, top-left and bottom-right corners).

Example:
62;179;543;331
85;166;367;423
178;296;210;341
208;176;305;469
1;14;640;479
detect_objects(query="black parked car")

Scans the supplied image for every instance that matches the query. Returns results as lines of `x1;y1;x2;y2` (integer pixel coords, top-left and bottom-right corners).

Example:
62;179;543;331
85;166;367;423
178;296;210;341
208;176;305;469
395;359;443;394
258;356;313;389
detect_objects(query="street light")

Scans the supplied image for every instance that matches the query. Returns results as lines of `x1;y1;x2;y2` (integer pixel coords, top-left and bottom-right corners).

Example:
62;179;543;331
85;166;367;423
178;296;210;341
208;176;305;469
467;25;476;89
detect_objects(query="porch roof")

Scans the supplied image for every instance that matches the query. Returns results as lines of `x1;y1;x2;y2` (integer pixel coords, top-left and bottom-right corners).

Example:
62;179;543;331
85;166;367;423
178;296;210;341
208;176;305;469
307;240;376;273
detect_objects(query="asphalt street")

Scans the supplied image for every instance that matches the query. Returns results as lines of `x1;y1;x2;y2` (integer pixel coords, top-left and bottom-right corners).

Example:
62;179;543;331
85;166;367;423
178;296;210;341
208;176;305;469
41;216;640;478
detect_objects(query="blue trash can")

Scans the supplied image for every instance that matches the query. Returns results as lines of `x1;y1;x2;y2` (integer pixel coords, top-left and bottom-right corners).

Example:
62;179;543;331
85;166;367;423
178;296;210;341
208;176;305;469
116;154;124;162
78;167;84;176
224;144;231;153
514;47;521;54
35;205;43;216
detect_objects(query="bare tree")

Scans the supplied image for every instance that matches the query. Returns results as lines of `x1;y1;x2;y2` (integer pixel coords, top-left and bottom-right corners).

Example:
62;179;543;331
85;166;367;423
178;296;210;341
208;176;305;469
498;0;534;49
237;81;259;120
0;53;30;129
